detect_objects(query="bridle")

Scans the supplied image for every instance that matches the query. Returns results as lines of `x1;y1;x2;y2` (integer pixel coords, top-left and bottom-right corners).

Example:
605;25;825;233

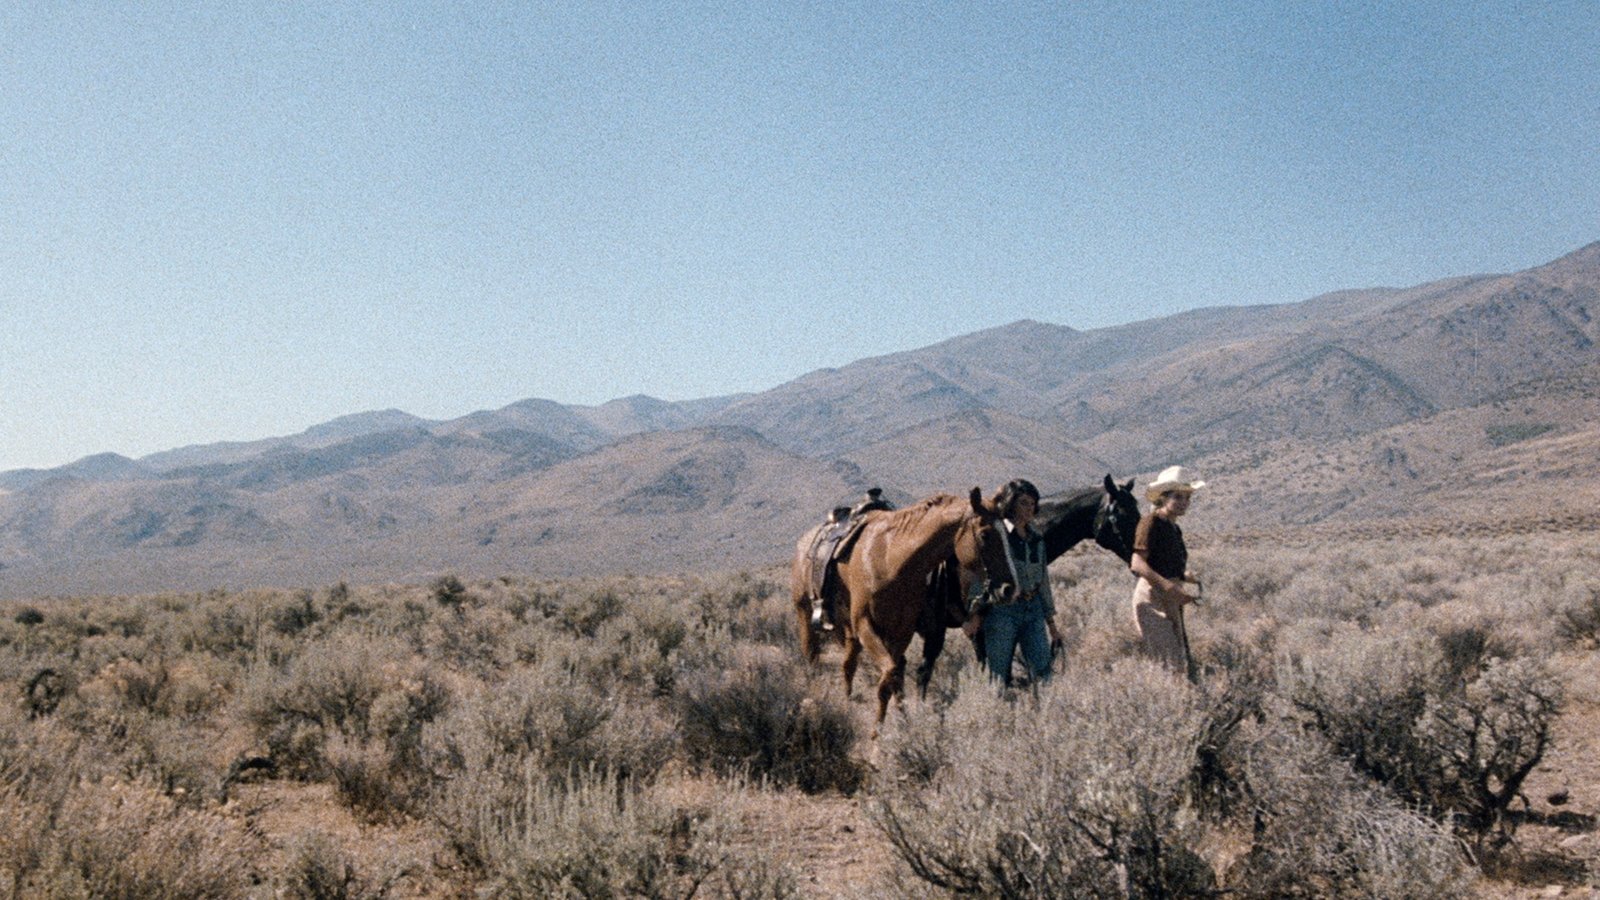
967;510;1018;598
1092;490;1137;561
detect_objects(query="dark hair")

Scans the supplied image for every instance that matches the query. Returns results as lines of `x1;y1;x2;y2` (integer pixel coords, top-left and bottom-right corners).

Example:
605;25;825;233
994;478;1041;519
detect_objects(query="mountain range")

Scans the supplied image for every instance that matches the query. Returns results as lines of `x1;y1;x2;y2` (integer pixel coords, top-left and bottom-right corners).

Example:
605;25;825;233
4;241;1598;598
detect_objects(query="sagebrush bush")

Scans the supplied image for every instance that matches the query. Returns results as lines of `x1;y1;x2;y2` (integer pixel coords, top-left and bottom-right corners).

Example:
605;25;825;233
1229;720;1474;897
281;830;361;900
1;775;256;899
424;659;667;781
1555;581;1600;647
676;646;862;794
873;660;1212;898
243;632;418;744
1414;656;1563;840
1282;624;1563;844
438;762;800;898
326;735;419;824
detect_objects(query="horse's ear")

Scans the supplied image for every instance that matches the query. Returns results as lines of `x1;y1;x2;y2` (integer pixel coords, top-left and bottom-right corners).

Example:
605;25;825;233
1121;478;1135;493
968;486;983;511
1103;473;1116;494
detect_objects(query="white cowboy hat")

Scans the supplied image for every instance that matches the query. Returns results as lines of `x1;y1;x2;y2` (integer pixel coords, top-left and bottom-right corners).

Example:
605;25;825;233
1145;465;1206;502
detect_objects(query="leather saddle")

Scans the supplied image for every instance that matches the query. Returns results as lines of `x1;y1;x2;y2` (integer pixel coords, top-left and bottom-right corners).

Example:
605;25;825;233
801;490;892;627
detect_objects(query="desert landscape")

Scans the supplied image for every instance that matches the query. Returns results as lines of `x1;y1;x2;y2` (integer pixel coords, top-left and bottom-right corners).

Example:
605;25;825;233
4;244;1600;896
1;525;1597;897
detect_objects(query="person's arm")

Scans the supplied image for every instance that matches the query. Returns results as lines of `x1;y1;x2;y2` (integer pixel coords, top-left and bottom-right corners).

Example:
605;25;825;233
1131;551;1194;605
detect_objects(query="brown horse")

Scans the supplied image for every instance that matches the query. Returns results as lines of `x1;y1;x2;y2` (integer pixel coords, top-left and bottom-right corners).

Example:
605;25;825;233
828;487;1012;726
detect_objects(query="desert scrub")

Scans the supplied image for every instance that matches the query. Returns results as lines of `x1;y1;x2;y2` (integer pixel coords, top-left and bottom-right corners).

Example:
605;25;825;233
675;645;862;794
0;772;256;899
279;828;420;900
1282;626;1563;845
422;658;675;792
872;660;1213;898
240;631;427;776
454;764;798;899
1228;720;1474;898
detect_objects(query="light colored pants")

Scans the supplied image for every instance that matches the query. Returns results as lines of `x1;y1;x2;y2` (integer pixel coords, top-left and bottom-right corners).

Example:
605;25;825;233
1131;578;1188;677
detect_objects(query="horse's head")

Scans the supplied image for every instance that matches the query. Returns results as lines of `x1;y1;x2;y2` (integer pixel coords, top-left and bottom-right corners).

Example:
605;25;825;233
955;486;1017;602
1092;474;1140;563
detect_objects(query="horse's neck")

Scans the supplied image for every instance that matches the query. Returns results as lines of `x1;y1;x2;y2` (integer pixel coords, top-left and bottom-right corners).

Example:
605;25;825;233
1039;490;1099;560
870;505;967;580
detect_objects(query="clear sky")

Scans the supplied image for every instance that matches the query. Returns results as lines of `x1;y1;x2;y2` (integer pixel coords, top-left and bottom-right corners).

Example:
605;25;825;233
3;2;1597;472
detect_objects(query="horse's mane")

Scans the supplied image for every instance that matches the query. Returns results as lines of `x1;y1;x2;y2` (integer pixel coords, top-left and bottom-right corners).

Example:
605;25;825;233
1040;486;1101;511
877;492;967;534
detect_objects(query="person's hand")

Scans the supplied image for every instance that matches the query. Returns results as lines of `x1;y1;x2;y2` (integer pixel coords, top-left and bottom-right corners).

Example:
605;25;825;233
961;615;983;639
1161;581;1197;607
1046;620;1063;643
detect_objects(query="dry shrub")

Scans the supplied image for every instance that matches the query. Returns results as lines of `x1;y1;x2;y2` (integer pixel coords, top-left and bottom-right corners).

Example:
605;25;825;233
243;633;419;749
425;660;672;785
281;830;362;900
458;765;797;899
1229;721;1474;898
675;646;861;794
279;828;418;900
1;775;255;899
269;589;323;637
122;716;227;806
1283;626;1564;844
557;586;626;638
872;660;1212;898
1555;581;1600;647
326;735;419;825
426;604;517;674
1414;656;1563;839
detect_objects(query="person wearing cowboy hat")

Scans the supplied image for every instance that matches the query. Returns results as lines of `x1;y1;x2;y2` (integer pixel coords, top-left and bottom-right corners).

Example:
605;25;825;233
1129;465;1205;680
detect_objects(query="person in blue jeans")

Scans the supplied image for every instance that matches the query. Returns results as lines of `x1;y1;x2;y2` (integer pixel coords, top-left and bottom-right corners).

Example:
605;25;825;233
962;479;1061;687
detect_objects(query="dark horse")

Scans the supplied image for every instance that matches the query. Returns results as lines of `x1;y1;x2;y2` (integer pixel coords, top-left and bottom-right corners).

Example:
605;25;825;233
912;474;1140;693
791;488;1015;727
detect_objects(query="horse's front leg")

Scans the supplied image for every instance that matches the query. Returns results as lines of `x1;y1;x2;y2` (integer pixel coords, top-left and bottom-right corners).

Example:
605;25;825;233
877;656;906;727
858;626;908;727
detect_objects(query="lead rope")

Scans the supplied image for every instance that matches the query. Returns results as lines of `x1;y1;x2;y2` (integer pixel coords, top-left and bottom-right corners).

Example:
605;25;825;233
1000;520;1020;591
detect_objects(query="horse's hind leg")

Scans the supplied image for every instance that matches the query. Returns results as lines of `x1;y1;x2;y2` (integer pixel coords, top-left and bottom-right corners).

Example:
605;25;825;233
795;591;819;663
914;623;946;699
841;633;862;699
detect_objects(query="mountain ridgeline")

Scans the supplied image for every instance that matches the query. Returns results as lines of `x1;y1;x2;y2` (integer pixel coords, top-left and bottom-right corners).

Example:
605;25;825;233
4;242;1598;597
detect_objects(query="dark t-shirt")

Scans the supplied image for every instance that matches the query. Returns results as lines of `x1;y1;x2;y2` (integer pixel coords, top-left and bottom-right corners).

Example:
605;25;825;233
1133;514;1187;581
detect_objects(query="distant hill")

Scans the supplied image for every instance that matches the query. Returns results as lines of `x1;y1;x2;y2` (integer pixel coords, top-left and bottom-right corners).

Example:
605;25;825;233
2;241;1597;598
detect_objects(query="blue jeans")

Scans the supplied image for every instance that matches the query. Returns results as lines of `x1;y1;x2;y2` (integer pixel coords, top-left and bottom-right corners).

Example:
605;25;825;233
983;595;1053;685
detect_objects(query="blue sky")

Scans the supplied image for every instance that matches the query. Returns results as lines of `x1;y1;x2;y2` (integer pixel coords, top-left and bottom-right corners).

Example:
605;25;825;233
3;2;1596;472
